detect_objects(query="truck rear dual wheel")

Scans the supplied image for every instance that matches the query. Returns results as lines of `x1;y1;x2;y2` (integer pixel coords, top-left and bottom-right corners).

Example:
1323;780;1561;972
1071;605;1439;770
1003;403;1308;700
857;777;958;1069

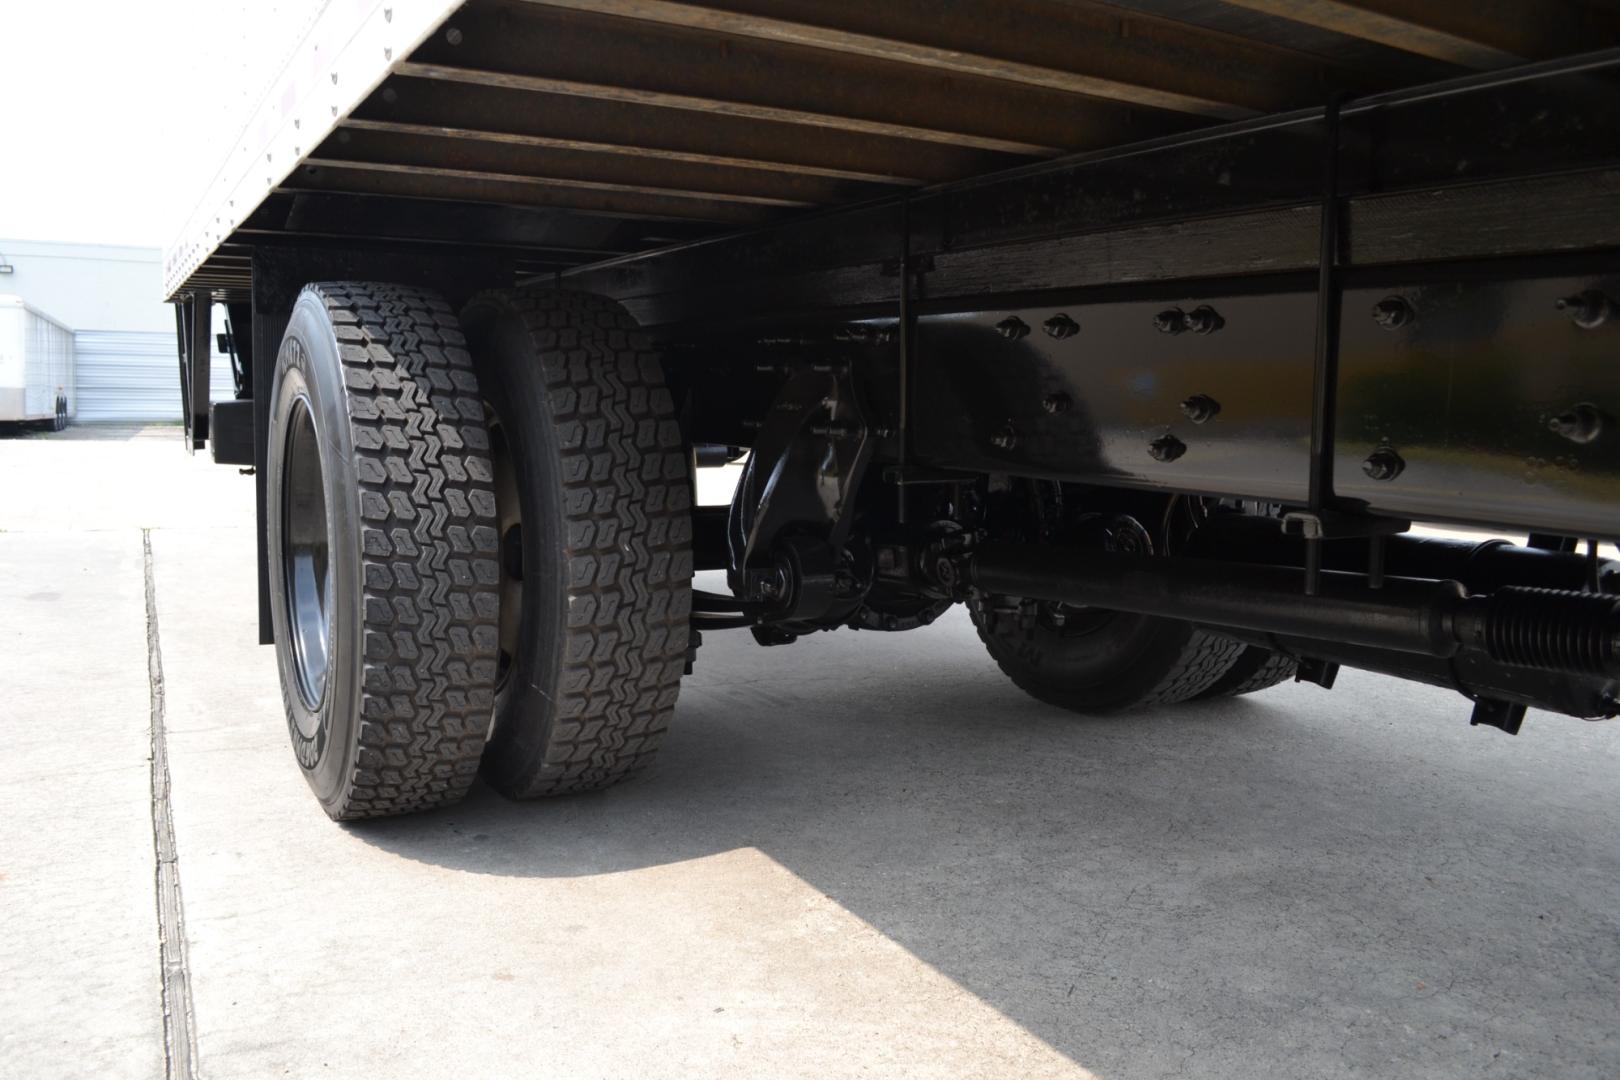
266;283;501;820
266;283;692;819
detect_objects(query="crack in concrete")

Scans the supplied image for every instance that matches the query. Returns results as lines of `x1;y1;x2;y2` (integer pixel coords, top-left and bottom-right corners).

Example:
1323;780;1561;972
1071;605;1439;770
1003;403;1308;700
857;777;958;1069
144;529;199;1080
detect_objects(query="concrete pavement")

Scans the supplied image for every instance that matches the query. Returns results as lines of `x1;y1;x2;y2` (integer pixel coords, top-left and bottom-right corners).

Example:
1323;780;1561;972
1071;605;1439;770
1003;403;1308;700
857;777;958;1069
2;424;1617;1079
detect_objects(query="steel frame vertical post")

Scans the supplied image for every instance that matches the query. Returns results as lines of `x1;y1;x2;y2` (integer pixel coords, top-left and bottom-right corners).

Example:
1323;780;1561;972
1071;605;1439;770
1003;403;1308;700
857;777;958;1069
188;296;212;451
1305;98;1345;595
896;198;913;524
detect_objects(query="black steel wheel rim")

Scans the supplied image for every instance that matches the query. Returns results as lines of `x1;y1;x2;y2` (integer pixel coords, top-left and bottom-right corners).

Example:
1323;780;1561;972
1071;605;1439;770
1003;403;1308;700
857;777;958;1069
282;394;333;717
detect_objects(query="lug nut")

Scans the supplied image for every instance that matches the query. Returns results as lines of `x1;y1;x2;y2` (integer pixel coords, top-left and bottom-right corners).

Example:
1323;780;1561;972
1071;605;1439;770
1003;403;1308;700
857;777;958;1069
1043;313;1080;339
1041;392;1072;415
1148;433;1186;462
1179;394;1221;424
1555;290;1613;330
1362;447;1405;482
991;424;1019;451
1548;402;1604;444
1371;296;1413;330
995;316;1031;340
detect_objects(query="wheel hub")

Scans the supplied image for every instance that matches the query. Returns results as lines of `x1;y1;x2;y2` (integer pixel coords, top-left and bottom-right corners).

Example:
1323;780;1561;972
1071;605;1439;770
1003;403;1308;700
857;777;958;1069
281;395;332;722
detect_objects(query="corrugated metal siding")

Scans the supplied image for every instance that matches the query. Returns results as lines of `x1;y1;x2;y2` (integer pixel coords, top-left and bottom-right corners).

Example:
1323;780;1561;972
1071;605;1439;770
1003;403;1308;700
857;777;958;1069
26;308;75;417
0;297;75;421
75;330;236;423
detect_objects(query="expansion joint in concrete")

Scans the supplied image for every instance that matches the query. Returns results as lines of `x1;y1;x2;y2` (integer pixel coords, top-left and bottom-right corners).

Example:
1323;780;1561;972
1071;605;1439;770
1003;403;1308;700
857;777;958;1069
144;529;199;1080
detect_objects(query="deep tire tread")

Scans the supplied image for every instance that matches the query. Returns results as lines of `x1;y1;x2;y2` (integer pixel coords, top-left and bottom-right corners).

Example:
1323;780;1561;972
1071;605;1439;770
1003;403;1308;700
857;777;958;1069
1196;646;1298;699
308;282;498;820
968;594;1244;713
473;289;692;799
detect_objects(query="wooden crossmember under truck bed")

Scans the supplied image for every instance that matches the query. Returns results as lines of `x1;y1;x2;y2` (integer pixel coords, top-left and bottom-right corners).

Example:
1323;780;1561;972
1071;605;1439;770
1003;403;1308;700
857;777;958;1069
164;0;1620;819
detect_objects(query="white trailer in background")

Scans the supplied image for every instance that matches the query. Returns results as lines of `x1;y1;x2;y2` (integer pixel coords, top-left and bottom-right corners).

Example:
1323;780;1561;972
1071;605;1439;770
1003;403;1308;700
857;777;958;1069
0;296;73;429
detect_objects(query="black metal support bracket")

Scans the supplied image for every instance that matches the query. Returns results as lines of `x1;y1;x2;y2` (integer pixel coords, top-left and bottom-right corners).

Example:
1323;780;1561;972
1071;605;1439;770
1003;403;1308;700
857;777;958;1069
1470;698;1528;735
172;296;211;453
894;198;921;525
1280;510;1409;541
1295;657;1342;690
726;356;877;627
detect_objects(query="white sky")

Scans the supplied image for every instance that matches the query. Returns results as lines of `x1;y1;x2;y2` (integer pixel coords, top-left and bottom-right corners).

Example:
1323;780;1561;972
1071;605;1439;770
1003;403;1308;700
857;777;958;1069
0;1;329;251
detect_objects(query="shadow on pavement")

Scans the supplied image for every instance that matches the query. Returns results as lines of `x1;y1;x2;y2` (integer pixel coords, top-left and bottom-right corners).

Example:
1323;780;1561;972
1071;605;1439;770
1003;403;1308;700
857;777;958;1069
353;616;1618;1072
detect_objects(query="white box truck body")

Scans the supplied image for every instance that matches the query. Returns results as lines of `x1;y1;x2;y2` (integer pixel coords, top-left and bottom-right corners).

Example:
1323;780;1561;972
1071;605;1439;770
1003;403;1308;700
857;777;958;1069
0;295;74;425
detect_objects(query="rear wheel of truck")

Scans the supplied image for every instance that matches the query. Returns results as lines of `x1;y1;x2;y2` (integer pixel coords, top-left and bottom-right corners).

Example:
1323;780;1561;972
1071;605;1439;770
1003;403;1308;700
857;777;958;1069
967;594;1244;713
1195;646;1297;699
265;282;500;820
460;288;693;800
967;484;1243;713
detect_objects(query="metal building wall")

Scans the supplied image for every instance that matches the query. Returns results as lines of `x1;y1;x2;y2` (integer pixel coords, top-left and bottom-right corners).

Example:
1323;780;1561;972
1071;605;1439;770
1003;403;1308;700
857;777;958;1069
0;240;173;333
26;304;75;418
75;330;235;423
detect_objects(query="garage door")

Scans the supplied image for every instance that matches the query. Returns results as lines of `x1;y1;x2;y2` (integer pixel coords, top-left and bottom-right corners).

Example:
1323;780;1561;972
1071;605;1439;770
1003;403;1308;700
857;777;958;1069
75;330;236;423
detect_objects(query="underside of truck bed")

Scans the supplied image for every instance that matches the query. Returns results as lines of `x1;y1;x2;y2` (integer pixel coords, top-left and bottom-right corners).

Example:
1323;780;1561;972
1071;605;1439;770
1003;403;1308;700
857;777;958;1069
166;0;1620;299
162;2;1620;819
